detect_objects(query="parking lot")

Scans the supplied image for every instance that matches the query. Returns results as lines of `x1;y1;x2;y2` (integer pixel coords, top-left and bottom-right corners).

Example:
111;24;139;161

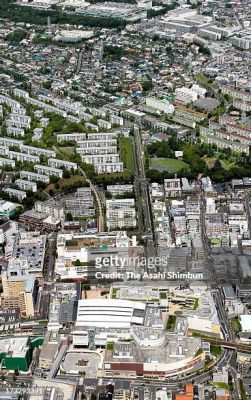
62;351;101;377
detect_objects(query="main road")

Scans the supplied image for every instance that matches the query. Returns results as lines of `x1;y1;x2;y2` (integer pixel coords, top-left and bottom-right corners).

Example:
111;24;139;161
133;124;156;261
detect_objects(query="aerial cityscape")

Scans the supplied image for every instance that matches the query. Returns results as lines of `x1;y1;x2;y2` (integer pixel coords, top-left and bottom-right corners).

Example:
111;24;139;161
0;0;250;398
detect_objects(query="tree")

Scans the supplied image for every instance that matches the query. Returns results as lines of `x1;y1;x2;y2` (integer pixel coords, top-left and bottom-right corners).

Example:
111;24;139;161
63;170;71;179
66;212;73;221
141;79;153;92
49;175;60;184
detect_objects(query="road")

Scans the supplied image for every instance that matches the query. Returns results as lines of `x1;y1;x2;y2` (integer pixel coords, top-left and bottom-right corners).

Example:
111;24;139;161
133;124;156;263
76;50;83;74
212;289;235;341
199;190;217;284
53;145;105;231
78;165;105;232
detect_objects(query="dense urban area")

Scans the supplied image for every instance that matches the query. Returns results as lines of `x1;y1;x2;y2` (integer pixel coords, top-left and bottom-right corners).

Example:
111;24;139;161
0;0;250;398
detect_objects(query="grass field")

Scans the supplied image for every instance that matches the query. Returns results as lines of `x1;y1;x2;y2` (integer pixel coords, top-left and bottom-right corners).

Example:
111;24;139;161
204;157;235;170
120;137;134;173
196;73;218;90
230;317;241;333
166;315;177;331
210;345;222;357
151;157;190;173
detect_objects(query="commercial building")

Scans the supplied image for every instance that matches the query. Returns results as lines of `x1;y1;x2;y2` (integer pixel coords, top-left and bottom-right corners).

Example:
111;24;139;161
12;231;46;279
0;337;34;372
76;299;146;329
1;259;37;318
0;200;20;218
77;2;147;22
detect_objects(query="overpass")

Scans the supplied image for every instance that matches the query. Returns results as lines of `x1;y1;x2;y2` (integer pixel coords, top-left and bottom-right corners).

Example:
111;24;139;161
204;337;251;353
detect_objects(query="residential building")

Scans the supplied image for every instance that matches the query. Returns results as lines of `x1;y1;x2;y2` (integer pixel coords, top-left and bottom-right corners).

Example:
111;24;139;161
34;165;63;178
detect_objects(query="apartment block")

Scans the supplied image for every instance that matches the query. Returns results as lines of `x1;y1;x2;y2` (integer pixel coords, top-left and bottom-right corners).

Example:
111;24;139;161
6;127;25;137
107;184;134;196
87;132;118;140
35;201;64;219
106;198;137;230
48;158;78;171
56;133;87;142
0;157;15;168
81;154;120;165
77;146;117;155
8;151;40;164
20;145;56;158
3;188;27;201
34;165;63;178
110;115;124;126
0;137;23;147
77;139;117;148
164;179;182;197
95;162;124;174
20;171;50;183
85;123;99;132
15;179;37;193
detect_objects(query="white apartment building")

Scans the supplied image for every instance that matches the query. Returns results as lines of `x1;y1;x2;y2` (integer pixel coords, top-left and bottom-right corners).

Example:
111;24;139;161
81;154;120;165
91;108;106;118
95;162;124;174
107;184;134;195
0;137;23;147
206;198;216;214
3;187;26;201
97;119;112;130
56;133;87;142
191;84;207;98
8;151;40;164
0;157;15;168
78;139;117;148
164;179;182;197
145;97;175;114
48;158;78;171
110;115;124;126
15;179;37;193
87;132;118;140
79;112;92;121
35;201;64;219
85;123;99;132
0;95;21;109
13;88;30;99
20;171;50;183
20;145;56;158
34;165;63;178
6;114;31;129
0;146;8;156
77;146;117;155
6;127;25;137
106;198;137;230
175;87;198;104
